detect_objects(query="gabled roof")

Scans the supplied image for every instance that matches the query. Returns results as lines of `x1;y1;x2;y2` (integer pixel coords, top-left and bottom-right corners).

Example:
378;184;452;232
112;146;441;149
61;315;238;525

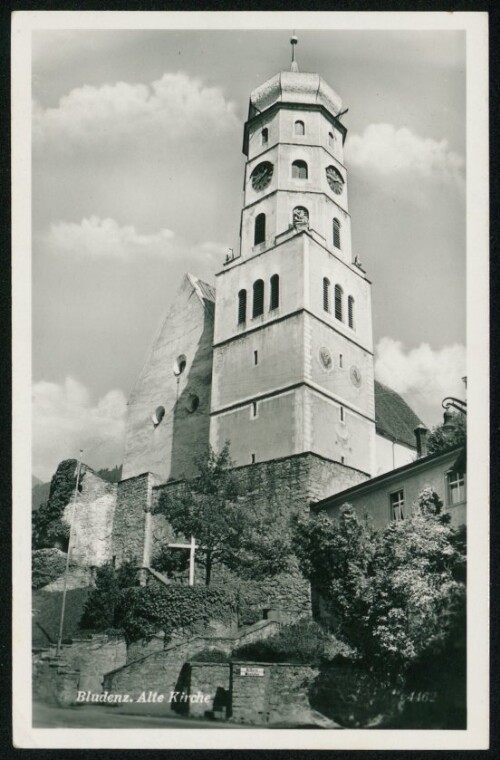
374;380;423;449
312;445;465;513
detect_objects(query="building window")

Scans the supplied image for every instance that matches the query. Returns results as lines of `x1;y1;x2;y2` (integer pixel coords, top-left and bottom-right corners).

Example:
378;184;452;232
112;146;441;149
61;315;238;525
254;349;258;365
328;131;334;146
339;406;345;422
254;213;266;245
348;296;355;329
253;280;264;317
292;160;308;179
390;490;405;521
261;127;268;145
252;401;258;417
341;456;345;464
270;274;279;310
447;471;466;505
333;218;341;249
251;453;256;464
323;277;330;312
237;289;247;324
294;120;305;136
334;284;343;321
339;353;343;368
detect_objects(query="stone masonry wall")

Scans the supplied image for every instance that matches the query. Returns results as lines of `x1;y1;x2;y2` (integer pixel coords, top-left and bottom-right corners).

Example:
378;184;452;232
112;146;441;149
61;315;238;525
104;620;280;714
185;663;231;718
112;473;160;566
61;468;117;567
230;661;318;724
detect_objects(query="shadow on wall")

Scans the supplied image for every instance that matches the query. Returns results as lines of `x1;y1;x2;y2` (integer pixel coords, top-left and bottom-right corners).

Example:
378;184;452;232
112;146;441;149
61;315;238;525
169;301;214;482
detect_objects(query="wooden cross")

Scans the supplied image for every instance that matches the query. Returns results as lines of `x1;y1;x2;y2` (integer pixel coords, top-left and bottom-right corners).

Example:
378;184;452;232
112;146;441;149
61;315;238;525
167;535;199;586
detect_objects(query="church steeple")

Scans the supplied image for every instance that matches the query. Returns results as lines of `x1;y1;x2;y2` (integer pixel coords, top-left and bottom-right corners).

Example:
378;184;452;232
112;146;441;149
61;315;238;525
211;55;376;479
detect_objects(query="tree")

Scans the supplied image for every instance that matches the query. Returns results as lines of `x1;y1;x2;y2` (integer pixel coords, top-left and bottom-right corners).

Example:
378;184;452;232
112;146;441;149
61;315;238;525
426;412;466;455
32;459;81;549
156;443;292;585
293;489;466;677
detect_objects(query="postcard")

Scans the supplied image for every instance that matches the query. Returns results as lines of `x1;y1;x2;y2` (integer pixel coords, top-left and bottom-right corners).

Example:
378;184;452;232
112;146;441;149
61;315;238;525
12;9;489;750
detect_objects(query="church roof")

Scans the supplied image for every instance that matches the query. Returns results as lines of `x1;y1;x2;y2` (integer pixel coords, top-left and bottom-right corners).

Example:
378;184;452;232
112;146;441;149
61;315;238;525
248;71;343;120
374;380;423;449
195;278;216;303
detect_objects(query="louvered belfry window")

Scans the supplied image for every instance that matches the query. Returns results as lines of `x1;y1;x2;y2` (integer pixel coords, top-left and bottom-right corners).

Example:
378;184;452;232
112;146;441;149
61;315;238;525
333;218;341;249
254;213;266;245
323;278;330;312
253;279;265;317
335;284;343;320
270;274;280;310
348;296;355;328
238;289;247;324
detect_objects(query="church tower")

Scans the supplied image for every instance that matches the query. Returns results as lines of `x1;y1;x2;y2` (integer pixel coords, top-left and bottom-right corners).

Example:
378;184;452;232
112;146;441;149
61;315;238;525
210;42;376;481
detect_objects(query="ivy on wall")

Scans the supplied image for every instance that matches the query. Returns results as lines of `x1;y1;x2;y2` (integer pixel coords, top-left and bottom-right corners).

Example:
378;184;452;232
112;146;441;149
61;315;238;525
116;584;237;644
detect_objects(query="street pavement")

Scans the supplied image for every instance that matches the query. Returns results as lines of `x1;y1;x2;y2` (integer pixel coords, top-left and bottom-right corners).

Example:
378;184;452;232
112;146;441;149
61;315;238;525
32;701;250;729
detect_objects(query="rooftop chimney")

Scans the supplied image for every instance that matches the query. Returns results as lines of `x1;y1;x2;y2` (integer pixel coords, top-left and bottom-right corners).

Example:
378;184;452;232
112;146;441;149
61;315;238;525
414;424;429;458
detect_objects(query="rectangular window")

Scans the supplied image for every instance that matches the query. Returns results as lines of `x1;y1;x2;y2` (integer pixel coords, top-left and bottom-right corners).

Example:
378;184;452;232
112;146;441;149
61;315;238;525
341;456;345;464
252;401;257;418
251;453;256;464
390;490;405;521
447;471;466;505
339;406;344;422
339;354;343;368
254;350;258;365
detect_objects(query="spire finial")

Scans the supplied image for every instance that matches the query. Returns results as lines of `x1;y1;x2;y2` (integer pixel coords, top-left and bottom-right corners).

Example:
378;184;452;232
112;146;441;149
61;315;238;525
290;32;299;72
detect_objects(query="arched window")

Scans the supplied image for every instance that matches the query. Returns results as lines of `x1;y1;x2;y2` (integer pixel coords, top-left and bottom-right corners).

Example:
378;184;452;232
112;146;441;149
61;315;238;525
333;218;341;249
254;213;266;245
261;127;268;145
323;278;330;312
253;279;265;318
348;296;355;329
270;274;279;310
335;284;343;321
328;131;334;146
294;120;305;136
292;160;308;179
238;289;247;324
293;206;309;226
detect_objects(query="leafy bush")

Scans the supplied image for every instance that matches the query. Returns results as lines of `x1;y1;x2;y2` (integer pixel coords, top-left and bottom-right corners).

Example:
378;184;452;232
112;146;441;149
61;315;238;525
32;548;69;589
79;561;138;631
232;619;351;667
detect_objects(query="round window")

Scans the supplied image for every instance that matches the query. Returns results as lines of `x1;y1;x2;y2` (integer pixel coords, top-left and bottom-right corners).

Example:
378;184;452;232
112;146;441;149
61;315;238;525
186;394;200;413
173;354;187;376
152;405;165;426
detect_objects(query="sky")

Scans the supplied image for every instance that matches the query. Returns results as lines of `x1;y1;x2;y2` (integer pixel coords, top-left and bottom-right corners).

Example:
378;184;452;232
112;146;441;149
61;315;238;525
31;26;467;480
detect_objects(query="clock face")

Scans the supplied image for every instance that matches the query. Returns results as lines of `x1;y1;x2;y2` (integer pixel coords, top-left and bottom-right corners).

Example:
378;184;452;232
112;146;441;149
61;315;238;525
350;365;362;388
319;347;333;371
326;166;344;195
251;161;274;191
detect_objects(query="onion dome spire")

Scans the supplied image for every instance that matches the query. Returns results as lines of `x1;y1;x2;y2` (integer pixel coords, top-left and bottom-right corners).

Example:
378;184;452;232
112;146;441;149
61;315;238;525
290;32;299;72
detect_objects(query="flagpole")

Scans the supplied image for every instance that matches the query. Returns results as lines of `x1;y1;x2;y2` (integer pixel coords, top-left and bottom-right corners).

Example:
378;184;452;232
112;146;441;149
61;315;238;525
56;449;83;656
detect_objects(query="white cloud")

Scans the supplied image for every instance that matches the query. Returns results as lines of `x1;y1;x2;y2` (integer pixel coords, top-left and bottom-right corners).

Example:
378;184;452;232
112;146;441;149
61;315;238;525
33;377;127;481
33;71;240;151
345;123;464;187
375;337;466;426
45;216;176;259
